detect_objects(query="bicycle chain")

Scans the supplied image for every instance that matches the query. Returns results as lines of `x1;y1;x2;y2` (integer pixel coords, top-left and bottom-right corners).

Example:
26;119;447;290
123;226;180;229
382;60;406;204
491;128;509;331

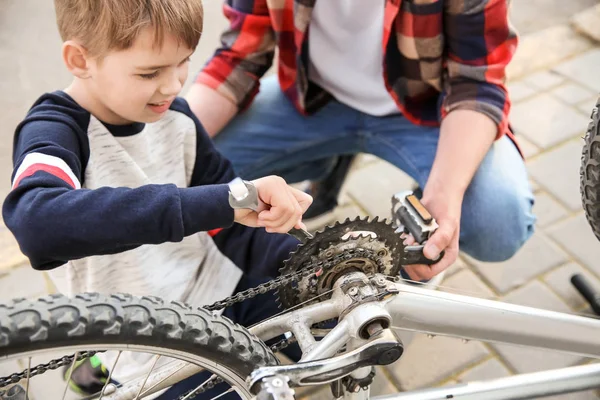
0;247;380;399
178;247;377;399
0;350;99;387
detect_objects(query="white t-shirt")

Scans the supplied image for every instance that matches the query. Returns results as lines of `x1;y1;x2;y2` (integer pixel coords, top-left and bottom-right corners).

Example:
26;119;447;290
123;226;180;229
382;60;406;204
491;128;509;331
308;0;399;116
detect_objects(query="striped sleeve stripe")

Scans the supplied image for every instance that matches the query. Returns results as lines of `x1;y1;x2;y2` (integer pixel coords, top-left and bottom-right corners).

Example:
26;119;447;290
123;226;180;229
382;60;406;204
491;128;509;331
12;152;81;190
207;228;223;237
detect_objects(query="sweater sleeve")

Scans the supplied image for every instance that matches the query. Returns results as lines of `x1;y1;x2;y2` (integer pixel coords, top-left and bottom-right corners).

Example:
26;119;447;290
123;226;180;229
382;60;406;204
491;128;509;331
172;98;301;276
2;100;235;271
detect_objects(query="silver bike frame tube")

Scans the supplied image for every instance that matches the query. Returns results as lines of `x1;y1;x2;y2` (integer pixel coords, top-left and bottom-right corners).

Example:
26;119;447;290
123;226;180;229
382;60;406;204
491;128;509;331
347;281;600;400
384;281;600;358
250;300;340;341
372;362;600;400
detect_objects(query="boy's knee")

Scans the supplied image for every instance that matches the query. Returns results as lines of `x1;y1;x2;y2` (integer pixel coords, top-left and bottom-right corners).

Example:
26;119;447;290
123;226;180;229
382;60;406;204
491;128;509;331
460;187;535;263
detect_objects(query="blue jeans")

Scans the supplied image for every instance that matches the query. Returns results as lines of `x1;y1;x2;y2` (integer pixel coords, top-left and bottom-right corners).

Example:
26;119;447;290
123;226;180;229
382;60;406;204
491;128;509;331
214;76;536;262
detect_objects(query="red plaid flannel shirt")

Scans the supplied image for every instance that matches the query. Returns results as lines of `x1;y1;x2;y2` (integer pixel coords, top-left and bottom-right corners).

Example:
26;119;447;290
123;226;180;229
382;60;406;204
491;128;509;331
196;0;518;140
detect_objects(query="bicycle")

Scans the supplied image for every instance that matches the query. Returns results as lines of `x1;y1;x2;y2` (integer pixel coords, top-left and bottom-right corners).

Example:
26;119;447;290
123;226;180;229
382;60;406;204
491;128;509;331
1;160;600;399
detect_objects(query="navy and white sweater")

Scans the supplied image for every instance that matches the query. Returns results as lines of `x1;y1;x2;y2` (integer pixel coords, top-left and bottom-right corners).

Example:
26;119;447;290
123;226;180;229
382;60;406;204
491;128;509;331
3;91;298;307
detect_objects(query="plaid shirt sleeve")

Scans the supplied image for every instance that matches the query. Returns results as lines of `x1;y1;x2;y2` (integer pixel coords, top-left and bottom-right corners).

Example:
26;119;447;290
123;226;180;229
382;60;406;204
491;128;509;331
195;1;276;110
441;0;518;138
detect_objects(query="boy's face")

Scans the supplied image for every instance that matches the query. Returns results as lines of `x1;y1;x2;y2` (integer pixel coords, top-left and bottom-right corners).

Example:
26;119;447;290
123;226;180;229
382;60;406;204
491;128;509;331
87;27;193;124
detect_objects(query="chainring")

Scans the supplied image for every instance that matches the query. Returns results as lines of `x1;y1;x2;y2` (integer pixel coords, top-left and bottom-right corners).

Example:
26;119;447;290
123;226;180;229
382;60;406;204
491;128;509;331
277;216;404;309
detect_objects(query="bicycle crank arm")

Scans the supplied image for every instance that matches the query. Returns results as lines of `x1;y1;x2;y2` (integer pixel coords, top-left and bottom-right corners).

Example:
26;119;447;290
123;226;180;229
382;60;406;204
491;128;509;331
248;329;403;392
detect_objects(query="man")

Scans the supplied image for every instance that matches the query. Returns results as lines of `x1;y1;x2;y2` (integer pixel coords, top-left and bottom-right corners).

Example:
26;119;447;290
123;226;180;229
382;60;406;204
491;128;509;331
186;0;536;281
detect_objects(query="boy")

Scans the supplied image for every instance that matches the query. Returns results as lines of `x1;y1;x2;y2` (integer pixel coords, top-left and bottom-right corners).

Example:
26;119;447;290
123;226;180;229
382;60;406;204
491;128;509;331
2;0;311;397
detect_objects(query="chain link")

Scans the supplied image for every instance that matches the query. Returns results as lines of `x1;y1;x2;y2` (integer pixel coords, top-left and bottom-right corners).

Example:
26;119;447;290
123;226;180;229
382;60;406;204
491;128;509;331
0;248;380;399
0;351;99;387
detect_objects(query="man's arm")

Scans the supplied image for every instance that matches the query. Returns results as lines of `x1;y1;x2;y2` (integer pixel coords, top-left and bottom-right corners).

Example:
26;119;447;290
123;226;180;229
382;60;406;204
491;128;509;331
403;0;517;280
425;111;496;205
440;0;518;138
186;0;276;137
186;83;238;137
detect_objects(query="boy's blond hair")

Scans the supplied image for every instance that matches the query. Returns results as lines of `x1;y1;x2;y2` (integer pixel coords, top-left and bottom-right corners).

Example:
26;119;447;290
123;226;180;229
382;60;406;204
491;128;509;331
54;0;203;57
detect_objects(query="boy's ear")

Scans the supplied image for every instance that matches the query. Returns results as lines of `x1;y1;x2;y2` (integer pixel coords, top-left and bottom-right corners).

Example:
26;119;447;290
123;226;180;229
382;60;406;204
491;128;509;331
62;41;92;79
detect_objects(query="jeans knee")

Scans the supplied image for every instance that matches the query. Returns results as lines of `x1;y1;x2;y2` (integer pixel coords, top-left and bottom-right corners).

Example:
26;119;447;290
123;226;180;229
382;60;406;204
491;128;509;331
461;191;535;263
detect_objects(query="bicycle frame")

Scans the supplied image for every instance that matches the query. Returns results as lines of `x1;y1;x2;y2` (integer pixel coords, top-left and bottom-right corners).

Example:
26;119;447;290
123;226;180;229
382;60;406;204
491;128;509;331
103;271;600;400
248;273;600;399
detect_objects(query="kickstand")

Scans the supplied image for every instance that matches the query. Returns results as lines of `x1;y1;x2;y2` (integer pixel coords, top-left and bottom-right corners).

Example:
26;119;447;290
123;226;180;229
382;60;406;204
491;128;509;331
571;273;600;316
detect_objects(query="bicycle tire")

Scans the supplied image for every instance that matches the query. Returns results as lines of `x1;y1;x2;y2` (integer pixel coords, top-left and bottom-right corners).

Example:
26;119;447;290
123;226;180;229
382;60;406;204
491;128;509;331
0;292;278;397
581;98;600;242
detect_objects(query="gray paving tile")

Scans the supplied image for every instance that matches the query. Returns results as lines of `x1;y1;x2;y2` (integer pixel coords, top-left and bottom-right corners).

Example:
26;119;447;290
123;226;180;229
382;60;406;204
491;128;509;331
457;358;511;383
501;280;571;313
509;94;588;149
508;81;537;102
543;262;600;309
442;256;469;278
337;190;353;207
546;213;600;278
387;334;489;390
494;342;586;375
530;178;541;193
345;160;416;218
532;191;570;228
523;71;565;91
571;4;600;43
440;269;496;299
580;305;598;317
465;233;569;294
527;140;586;211
333;204;368;223
370;367;400;397
0;266;48;302
553;49;600;92
0;223;27;271
551;82;596;105
507;25;593;80
509;0;597;35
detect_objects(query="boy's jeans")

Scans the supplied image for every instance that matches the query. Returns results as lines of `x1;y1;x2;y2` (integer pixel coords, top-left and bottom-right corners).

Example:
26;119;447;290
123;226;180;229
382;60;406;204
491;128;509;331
214;75;536;262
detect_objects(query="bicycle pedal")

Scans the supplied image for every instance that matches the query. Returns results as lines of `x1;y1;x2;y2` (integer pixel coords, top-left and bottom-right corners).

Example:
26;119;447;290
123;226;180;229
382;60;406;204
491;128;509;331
392;190;439;243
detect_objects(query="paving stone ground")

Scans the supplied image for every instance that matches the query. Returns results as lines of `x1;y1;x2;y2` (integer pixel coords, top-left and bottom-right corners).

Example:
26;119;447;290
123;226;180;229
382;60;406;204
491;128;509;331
2;1;600;399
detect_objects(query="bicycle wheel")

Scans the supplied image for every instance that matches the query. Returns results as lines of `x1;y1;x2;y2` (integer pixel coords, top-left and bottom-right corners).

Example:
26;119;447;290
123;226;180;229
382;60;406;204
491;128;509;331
0;292;278;399
581;98;600;242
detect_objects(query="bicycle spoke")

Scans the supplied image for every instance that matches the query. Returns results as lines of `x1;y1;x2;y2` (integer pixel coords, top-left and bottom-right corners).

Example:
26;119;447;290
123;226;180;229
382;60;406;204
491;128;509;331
61;352;79;400
134;355;161;400
99;351;122;399
25;357;31;400
139;362;193;398
209;388;234;400
180;374;217;400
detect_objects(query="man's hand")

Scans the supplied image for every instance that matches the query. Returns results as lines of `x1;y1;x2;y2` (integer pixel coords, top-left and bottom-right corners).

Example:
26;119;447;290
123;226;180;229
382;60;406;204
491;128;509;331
234;176;313;233
402;193;461;281
400;109;496;281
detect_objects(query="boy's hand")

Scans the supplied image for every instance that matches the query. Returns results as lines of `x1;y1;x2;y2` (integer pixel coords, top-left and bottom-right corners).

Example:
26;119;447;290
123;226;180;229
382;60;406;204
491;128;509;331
234;176;313;233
